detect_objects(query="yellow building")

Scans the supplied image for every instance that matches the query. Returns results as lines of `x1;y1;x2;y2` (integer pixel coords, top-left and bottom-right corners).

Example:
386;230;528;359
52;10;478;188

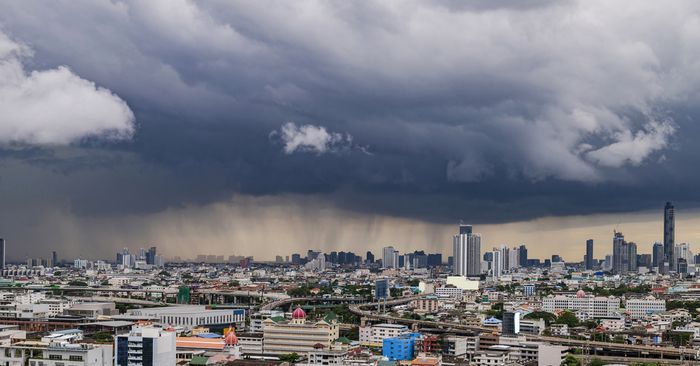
262;306;339;355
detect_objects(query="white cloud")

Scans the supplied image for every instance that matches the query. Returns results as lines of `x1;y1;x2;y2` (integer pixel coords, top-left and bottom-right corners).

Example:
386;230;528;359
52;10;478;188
274;122;354;155
585;119;676;168
0;31;134;145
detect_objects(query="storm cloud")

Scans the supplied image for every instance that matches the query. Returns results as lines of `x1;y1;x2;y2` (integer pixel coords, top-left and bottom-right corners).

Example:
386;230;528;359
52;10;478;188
1;1;700;259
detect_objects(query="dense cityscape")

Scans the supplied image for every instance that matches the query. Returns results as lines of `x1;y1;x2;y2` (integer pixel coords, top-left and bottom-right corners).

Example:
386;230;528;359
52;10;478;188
0;202;695;365
4;1;700;366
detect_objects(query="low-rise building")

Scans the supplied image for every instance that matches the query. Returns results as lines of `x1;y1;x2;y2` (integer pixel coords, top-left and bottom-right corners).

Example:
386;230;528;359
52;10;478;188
625;297;665;319
359;323;409;347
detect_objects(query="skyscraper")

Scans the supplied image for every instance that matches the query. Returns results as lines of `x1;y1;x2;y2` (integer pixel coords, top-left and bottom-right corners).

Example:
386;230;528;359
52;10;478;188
627;242;638;273
146;246;157;265
52;251;58;267
453;224;481;277
491;250;502;280
652;242;664;270
0;239;4;270
366;251;375;264
382;246;399;268
664;201;675;271
518;245;528;267
585;239;594;270
612;231;627;274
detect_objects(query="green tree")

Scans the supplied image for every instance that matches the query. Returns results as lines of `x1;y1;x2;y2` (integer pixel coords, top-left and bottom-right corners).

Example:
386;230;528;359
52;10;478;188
560;354;580;366
555;311;579;327
589;358;605;366
523;311;557;326
279;353;300;363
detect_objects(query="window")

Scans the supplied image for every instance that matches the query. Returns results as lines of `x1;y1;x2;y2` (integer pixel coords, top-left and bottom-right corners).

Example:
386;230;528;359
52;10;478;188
69;355;83;361
49;355;62;360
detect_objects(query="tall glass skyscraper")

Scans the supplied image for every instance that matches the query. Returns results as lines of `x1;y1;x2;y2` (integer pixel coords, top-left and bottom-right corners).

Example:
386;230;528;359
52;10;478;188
664;201;675;271
585;239;594;270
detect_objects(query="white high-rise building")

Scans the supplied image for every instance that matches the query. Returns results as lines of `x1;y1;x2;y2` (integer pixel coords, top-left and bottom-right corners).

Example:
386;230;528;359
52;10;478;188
491;250;502;280
114;326;176;366
500;245;510;270
509;247;520;270
453;224;481;277
674;243;693;266
382;246;399;269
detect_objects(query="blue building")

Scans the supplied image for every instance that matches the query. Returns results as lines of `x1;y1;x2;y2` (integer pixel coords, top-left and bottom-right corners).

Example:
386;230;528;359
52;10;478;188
382;333;421;361
375;279;389;299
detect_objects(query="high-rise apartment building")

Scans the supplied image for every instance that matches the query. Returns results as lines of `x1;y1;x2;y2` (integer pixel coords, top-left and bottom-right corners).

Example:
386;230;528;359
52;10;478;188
585;239;594;270
491;250;502;280
115;326;176;366
453;224;481;277
382;246;399;269
664;201;675;270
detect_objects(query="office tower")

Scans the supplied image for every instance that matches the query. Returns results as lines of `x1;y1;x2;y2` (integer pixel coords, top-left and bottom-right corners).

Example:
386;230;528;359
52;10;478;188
491;250;502;280
627;242;638;272
518;245;528;267
382;246;399;268
483;252;493;262
664;201;675;270
338;251;347;264
275;255;284;263
0;239;5;270
447;256;453;267
612;231;626;274
51;251;58;267
585;239;594;270
652;242;664;269
291;253;302;264
366;251;375;264
115;326;176;366
551;254;561;263
329;251;338;264
502;312;520;336
398;254;405;268
285;255;289;262
138;247;146;261
375;279;389;299
453;224;481;277
146;246;157;265
678;258;688;274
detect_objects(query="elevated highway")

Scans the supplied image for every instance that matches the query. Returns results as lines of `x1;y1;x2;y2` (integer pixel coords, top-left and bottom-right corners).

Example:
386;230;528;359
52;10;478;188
349;296;696;360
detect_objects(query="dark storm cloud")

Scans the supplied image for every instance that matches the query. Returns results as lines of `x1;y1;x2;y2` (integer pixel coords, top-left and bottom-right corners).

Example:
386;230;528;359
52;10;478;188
1;0;700;239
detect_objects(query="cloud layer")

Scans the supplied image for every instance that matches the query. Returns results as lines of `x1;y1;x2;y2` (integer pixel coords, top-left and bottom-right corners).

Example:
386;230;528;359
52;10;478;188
1;1;700;258
0;31;134;145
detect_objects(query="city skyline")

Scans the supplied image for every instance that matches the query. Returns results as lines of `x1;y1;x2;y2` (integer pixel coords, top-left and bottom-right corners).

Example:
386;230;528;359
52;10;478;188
9;201;700;262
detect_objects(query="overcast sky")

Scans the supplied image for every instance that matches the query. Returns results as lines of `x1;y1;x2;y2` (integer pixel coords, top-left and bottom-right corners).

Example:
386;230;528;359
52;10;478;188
1;1;700;261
